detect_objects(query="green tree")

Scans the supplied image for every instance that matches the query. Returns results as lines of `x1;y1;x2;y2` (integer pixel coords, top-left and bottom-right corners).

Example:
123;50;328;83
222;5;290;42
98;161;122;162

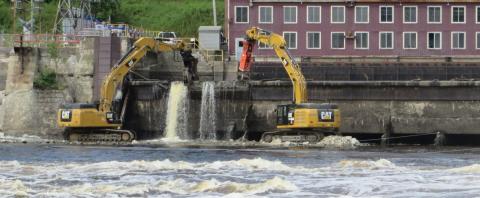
0;0;12;33
91;0;120;21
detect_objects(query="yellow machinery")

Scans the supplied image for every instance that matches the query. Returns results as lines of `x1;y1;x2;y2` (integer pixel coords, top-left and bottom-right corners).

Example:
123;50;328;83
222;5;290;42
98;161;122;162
57;37;197;142
240;27;341;143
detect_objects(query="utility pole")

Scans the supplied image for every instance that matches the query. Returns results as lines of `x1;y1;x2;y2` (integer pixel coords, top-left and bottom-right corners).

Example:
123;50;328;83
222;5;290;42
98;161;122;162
212;0;217;26
12;0;16;34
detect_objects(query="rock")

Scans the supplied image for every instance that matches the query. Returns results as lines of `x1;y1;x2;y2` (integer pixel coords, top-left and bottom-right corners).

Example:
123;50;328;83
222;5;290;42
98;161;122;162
317;135;362;149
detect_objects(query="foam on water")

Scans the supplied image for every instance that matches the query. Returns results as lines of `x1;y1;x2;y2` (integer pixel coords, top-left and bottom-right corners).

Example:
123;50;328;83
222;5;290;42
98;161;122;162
449;164;480;173
189;177;297;194
154;177;297;195
206;158;297;172
0;158;301;197
337;159;398;170
0;179;29;197
317;135;362;149
3;148;480;197
0;133;57;144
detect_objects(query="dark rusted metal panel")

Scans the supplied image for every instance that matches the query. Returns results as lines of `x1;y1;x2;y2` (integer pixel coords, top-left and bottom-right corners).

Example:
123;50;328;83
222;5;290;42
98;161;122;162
251;62;480;81
250;80;480;101
93;37;122;101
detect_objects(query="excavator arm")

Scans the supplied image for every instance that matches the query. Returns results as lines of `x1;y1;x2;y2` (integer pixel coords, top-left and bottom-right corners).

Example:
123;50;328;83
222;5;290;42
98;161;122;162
99;37;195;113
242;27;307;104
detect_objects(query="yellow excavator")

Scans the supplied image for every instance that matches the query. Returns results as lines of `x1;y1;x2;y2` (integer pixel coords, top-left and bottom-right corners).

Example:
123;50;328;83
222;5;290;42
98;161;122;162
57;37;198;142
240;27;341;143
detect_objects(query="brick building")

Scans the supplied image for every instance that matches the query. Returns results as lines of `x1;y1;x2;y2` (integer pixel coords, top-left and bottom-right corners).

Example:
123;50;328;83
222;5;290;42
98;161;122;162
225;0;480;60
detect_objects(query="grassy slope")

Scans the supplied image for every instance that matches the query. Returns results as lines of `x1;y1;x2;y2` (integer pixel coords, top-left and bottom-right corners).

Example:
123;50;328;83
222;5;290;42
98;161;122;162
115;0;224;37
0;0;224;37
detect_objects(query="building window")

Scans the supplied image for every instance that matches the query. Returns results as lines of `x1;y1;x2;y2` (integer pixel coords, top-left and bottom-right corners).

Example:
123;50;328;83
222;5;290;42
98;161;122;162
307;32;321;49
355;6;369;23
428;6;442;23
379;32;394;49
428;32;442;49
476;6;480;23
380;6;394;23
284;6;297;24
331;32;345;49
452;32;466;49
259;6;273;24
235;6;249;23
403;32;417;49
355;32;369;49
477;32;480;49
307;6;321;23
283;32;297;49
403;6;417;23
331;6;345;23
452;6;465;23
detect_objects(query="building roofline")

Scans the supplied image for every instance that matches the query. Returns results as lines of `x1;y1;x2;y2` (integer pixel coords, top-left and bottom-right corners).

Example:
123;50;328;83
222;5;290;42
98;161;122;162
252;0;480;3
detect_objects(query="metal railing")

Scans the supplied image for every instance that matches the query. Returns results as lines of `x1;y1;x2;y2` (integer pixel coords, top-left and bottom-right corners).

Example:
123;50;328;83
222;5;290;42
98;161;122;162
0;34;81;48
190;40;224;62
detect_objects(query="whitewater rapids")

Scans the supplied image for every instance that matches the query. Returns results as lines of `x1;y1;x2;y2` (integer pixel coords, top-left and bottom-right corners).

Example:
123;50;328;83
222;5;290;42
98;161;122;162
1;144;480;197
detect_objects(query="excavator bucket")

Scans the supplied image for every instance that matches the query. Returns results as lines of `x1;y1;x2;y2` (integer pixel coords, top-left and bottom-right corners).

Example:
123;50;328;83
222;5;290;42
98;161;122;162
239;40;254;72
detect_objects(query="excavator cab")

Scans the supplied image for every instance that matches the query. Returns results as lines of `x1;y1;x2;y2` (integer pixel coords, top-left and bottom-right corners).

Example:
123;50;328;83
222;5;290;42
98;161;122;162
263;103;340;143
276;103;340;129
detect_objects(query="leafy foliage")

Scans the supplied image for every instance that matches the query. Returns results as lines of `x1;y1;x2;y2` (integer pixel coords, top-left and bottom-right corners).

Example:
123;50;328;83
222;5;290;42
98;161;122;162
0;0;224;36
47;42;59;58
114;0;224;37
34;69;59;90
0;0;12;33
91;0;120;21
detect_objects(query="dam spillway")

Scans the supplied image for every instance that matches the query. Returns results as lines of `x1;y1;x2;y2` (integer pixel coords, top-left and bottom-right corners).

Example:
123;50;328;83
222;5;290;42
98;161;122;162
199;81;217;140
164;81;189;140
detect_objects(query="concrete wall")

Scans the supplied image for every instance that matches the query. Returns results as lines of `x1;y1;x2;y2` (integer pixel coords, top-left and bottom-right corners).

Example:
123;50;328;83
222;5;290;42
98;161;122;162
250;81;480;136
0;38;96;137
0;47;10;90
125;81;251;140
126;80;480;140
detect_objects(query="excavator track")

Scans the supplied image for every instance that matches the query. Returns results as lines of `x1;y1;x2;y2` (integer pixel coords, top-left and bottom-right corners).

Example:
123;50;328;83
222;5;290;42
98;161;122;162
261;130;324;144
64;128;135;143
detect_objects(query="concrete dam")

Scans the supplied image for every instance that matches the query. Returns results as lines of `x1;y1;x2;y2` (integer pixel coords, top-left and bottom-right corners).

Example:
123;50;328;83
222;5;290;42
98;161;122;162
2;37;480;145
124;78;480;144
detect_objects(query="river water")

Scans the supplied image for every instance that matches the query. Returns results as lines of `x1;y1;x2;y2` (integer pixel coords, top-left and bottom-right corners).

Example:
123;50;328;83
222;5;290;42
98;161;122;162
1;142;480;197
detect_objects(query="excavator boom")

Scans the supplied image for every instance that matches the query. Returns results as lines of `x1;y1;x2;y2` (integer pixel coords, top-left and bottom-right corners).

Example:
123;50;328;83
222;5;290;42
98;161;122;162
243;27;307;104
99;37;192;113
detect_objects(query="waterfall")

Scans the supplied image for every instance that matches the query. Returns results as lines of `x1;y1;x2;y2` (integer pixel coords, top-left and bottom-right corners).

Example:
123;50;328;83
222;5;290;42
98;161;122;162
199;81;216;140
164;81;189;140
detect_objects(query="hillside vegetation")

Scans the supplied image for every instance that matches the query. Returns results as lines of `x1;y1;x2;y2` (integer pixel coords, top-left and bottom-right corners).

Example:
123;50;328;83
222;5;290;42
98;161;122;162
116;0;224;37
0;0;224;37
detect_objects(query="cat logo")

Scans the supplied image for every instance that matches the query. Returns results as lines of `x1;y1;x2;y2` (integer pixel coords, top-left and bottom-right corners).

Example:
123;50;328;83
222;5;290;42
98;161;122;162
127;60;134;67
320;111;333;121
